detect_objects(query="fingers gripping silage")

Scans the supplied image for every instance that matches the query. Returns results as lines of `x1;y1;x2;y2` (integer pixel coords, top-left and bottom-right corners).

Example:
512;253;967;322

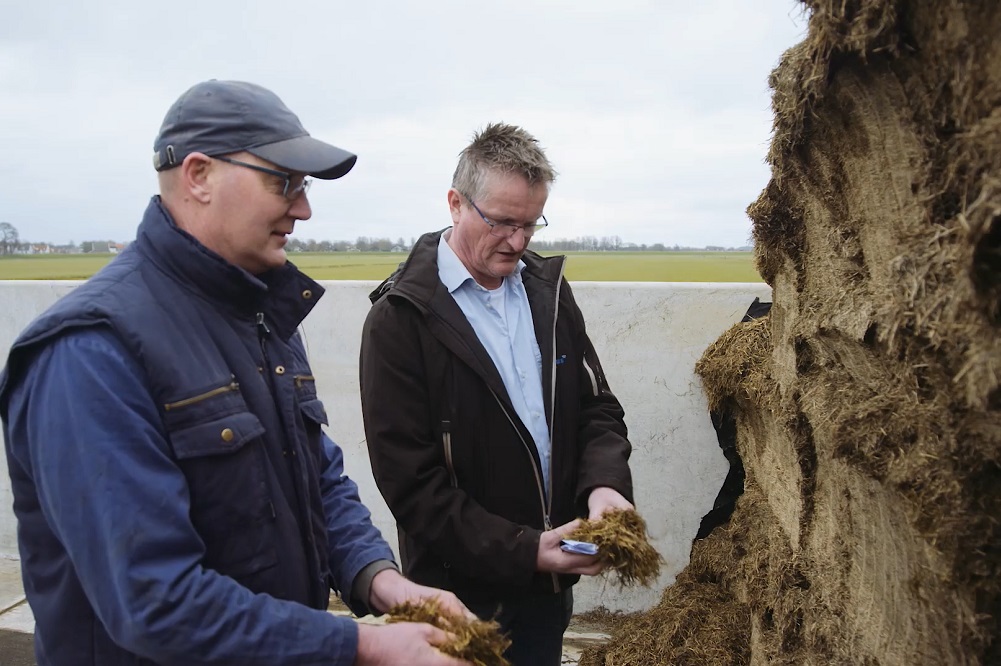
582;1;1000;664
566;509;664;587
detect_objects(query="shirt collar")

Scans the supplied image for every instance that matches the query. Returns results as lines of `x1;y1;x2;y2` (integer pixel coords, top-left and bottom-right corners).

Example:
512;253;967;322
437;229;527;294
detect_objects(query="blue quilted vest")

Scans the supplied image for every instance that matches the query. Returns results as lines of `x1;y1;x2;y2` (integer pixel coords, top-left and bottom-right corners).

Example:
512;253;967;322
1;197;333;610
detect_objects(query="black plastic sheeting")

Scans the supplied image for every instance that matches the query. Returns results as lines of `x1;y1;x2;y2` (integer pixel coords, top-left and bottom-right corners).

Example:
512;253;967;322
695;297;772;541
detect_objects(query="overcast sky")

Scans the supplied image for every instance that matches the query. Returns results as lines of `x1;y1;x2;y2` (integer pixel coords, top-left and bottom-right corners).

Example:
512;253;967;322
1;1;806;248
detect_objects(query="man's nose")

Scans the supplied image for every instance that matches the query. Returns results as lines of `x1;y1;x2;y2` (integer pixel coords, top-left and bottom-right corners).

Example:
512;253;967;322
289;193;312;221
506;228;529;251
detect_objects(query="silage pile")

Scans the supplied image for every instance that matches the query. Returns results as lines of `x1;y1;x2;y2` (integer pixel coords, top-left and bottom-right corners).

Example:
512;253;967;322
581;1;1000;664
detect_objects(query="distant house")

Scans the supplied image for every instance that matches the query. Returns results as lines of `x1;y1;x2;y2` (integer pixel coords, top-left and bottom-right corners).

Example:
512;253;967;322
31;243;52;254
83;241;113;253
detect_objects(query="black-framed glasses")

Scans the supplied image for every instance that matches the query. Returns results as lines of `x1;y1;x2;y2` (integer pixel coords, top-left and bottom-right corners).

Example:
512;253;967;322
214;156;312;200
462;192;548;238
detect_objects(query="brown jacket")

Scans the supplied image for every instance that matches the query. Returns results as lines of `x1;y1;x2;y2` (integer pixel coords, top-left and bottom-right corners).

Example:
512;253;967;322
360;230;632;602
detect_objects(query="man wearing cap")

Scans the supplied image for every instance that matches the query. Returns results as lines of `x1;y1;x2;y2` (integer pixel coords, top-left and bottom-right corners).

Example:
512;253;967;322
0;80;470;666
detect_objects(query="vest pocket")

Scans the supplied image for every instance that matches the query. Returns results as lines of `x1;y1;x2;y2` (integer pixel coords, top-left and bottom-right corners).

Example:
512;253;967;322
298;398;329;427
167;406;278;579
169;411;265;458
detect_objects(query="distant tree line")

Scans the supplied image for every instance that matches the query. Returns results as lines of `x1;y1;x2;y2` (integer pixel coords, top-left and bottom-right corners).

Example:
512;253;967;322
0;221;752;256
287;235;752;253
286;236;415;253
527;236;751;252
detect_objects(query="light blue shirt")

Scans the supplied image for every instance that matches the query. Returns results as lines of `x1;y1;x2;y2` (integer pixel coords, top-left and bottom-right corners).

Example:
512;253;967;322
437;232;553;495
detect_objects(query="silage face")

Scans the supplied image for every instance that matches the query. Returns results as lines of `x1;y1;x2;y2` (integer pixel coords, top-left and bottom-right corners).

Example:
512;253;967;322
582;1;1001;664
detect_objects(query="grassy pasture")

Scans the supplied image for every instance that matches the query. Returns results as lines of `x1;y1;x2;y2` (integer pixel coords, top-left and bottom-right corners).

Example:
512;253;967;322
0;251;763;283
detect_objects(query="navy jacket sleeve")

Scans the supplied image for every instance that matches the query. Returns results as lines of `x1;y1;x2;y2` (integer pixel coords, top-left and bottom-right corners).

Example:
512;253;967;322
318;431;396;615
3;327;360;666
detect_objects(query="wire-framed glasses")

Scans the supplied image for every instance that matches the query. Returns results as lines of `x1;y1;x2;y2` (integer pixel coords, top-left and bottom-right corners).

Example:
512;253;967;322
462;192;548;238
214;156;312;200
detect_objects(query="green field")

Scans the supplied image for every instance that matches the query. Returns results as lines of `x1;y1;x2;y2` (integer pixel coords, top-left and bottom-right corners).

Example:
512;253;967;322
0;251;763;282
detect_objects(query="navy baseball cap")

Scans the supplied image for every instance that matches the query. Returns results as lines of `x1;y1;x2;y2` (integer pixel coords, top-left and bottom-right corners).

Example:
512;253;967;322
152;80;357;179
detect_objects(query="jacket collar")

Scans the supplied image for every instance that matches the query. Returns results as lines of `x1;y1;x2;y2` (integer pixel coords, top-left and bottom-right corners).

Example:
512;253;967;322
134;196;323;339
374;228;565;307
373;228;565;420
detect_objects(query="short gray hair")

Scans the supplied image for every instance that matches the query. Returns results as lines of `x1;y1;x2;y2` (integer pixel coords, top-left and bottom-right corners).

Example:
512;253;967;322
452;123;557;201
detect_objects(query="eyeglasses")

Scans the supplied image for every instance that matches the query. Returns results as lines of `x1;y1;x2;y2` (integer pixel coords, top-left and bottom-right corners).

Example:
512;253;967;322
214;156;312;200
462;192;548;238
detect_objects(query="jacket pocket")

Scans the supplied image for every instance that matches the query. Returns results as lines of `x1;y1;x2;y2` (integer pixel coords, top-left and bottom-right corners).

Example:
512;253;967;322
165;387;278;580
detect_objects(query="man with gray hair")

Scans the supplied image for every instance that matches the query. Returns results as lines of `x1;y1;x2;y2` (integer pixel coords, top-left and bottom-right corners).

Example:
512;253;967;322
0;79;470;666
360;123;635;664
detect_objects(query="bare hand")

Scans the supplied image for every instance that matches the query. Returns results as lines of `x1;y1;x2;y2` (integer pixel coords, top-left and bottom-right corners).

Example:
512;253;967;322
369;568;473;620
587;486;633;520
354;622;471;666
535;519;604;576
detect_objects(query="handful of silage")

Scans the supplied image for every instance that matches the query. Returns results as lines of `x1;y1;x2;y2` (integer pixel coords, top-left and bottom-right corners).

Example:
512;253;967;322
387;598;511;666
567;508;663;587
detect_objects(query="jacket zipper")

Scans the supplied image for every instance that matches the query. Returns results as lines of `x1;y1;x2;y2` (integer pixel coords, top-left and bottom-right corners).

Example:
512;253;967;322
294;374;315;388
542;259;567;591
396;288;563;589
441;420;458;488
163;377;239;411
547;259;565;512
582;359;599;397
490;389;560;591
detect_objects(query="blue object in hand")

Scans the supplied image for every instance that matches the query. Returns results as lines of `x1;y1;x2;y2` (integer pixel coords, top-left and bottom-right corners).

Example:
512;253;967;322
560;539;599;556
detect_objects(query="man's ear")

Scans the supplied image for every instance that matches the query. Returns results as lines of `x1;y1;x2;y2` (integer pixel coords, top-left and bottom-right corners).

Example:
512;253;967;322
179;153;214;203
447;188;463;224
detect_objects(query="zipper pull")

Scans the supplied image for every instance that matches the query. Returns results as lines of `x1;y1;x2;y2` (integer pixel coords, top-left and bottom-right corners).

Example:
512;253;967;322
256;312;271;337
544;514;553;530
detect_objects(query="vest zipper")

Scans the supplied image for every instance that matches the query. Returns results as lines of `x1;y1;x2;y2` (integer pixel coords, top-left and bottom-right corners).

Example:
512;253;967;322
256;313;286;458
257;311;322;605
163;377;239;411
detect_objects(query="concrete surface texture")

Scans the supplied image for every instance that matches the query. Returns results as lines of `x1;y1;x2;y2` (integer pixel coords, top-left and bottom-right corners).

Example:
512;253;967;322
0;556;34;665
0;280;770;623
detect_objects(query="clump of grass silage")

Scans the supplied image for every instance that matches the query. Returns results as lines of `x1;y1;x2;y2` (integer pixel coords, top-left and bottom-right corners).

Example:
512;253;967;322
388;598;511;666
568;508;664;587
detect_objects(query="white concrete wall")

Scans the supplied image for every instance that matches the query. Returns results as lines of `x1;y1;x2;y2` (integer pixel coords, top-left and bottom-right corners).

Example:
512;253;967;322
0;280;770;612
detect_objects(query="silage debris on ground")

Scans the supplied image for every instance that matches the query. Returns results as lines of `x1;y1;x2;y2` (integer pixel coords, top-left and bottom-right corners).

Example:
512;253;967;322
387;598;511;666
567;508;663;587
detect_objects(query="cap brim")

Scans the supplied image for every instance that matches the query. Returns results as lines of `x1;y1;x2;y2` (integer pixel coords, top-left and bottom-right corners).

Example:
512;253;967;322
249;135;357;180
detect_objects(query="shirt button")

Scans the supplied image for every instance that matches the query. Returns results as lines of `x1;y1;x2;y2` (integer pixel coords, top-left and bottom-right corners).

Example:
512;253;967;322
221;428;235;442
275;365;286;375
